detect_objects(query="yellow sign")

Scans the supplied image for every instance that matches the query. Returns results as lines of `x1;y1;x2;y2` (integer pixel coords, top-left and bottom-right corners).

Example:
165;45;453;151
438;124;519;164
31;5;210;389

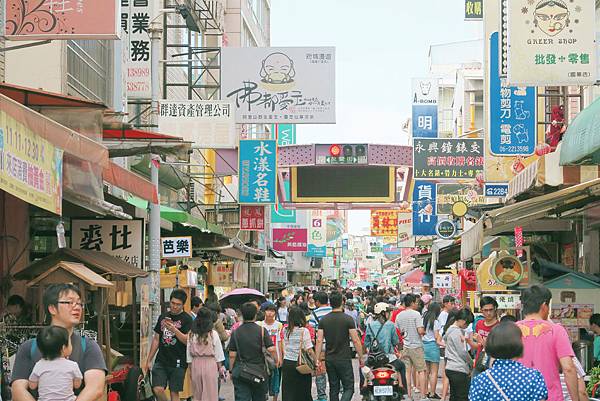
0;110;63;215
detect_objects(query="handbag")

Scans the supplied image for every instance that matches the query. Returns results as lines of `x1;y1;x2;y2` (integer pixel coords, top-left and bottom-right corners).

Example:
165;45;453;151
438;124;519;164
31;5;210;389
233;329;267;384
296;328;315;375
485;370;510;401
138;373;153;400
261;326;277;374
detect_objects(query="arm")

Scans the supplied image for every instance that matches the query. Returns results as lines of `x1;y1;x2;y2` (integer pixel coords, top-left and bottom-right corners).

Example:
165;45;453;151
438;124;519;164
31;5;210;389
187;334;193;364
165;321;188;344
229;351;237;371
143;333;160;373
560;356;580;401
315;329;324;362
73;378;83;389
27;380;37;391
12;380;35;401
416;314;425;336
350;328;363;363
215;319;230;342
75;369;105;401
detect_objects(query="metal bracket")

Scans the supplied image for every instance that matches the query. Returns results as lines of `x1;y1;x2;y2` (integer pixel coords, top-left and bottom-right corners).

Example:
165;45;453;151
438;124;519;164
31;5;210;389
0;40;52;52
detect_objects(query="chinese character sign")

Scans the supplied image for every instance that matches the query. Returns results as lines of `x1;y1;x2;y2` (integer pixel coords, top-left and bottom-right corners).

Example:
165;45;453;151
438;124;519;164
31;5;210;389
437;184;484;215
434;273;454;289
465;0;483;20
307;210;327;257
413;138;484;179
272;228;308;252
222;47;336;124
398;212;415;248
490;32;536;156
486;294;521;310
239;205;265;231
71;219;144;268
122;0;155;99
507;0;596;85
239;140;277;204
413;181;438;236
158;101;236;148
160;236;192;258
370;210;399;237
412;78;438;138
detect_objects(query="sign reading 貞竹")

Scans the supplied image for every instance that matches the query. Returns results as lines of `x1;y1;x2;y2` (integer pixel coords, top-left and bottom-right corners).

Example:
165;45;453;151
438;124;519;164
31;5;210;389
222;47;336;124
160;236;192;258
412;78;438;138
507;0;596;85
413;138;484;180
238;140;277;204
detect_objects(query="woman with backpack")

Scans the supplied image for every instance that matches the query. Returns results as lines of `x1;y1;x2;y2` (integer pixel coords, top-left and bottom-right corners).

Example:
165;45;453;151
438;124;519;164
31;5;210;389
422;302;444;399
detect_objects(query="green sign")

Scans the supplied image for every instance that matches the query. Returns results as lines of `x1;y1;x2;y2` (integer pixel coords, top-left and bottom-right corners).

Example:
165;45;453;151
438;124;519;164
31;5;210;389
436;219;457;240
325;156;366;165
370;246;383;253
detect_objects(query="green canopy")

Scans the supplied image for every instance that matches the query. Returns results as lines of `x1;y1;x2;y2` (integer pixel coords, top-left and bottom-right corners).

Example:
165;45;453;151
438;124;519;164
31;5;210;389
560;96;600;165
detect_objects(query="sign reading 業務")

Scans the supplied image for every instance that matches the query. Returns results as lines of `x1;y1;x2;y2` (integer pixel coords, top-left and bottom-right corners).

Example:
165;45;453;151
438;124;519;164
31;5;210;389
160;236;192;258
413;181;437;236
507;0;597;85
238;140;277;204
465;0;483;20
411;78;439;138
122;0;155;99
239;205;265;231
413;138;484;179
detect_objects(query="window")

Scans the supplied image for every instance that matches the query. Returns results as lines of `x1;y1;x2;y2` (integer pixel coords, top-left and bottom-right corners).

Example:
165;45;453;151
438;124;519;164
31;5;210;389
67;40;113;105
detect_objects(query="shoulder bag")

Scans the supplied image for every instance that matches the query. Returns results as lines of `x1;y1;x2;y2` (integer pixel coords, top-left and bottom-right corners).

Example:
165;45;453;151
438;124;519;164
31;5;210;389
485;370;510;401
261;325;277;374
296;328;315;375
233;329;267;384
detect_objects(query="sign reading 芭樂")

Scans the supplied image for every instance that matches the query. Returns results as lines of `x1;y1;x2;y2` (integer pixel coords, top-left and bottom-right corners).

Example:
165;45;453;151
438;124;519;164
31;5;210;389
221;47;336;124
412;78;438;138
238;140;277;204
158;101;236;148
507;0;596;85
71;219;144;268
465;0;483;20
160;236;192;258
413;138;484;179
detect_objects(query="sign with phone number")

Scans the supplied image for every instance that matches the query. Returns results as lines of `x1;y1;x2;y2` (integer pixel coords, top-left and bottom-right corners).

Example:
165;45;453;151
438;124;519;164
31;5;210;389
485;184;509;198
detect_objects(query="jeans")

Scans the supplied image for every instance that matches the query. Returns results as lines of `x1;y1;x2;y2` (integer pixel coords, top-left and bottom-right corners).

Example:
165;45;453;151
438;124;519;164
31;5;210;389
232;365;268;401
325;359;355;401
445;370;470;401
315;373;327;399
392;359;407;392
268;367;281;396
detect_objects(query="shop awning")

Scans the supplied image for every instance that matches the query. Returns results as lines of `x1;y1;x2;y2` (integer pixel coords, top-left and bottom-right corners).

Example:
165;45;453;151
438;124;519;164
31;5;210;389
27;261;114;289
131;155;187;190
560;96;600;165
0;83;107;109
103;162;157;203
103;128;191;159
534;258;600;283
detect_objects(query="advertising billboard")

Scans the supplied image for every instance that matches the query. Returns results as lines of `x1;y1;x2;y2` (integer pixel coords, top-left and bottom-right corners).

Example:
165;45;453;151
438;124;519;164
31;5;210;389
238;140;277;204
413;138;484;180
411;78;438;138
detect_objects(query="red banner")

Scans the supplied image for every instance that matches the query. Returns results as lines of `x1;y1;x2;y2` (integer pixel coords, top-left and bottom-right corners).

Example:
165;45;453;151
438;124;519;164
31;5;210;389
272;228;308;252
240;205;265;231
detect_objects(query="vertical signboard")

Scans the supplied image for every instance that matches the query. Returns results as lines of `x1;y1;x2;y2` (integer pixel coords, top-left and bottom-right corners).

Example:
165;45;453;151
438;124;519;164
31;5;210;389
411;78;438;138
398;212;416;248
271;124;296;223
240;205;265;231
238;139;277;204
465;0;483;20
490;32;536;156
122;0;153;99
276;124;296;146
307;210;327;257
412;181;437;236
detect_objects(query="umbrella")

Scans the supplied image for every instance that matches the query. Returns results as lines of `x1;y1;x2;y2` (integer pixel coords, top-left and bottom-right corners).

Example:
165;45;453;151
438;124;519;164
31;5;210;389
219;288;266;308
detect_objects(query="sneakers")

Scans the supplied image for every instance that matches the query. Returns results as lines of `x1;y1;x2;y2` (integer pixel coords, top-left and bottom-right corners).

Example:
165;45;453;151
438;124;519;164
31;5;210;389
428;393;441;399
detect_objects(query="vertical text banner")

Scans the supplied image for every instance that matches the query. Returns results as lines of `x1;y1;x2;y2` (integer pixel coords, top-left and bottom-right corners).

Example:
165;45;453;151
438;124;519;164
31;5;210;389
272;228;308;252
465;0;483;20
239;205;266;231
238;139;277;204
507;0;596;85
122;0;154;99
276;124;296;145
413;181;438;236
490;32;536;156
271;124;297;223
411;78;438;138
222;47;336;124
307;210;327;257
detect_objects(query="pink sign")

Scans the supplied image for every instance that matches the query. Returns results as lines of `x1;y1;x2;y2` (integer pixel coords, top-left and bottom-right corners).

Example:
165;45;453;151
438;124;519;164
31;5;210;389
272;228;308;252
5;0;119;40
240;205;265;231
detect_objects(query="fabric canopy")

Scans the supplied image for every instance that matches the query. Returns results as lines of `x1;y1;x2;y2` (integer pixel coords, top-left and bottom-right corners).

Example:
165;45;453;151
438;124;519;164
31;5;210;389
560;96;600;165
103;162;157;203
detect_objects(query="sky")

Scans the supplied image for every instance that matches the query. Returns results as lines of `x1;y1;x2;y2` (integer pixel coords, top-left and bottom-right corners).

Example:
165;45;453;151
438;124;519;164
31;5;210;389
270;0;482;234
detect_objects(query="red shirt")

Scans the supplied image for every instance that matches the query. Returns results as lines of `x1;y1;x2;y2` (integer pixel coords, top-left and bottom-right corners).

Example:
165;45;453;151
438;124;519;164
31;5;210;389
475;319;499;359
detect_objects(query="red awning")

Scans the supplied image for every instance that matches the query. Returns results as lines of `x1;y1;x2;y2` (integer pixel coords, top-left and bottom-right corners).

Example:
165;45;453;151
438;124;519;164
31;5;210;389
0;83;106;108
103;162;158;204
104;128;182;141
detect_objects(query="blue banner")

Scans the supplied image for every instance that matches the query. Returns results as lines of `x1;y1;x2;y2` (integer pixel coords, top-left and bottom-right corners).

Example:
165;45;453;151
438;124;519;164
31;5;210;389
484;183;509;198
412;105;438;138
490;32;536;156
239;140;277;204
413;181;438;236
271;180;296;223
306;244;327;258
277;124;296;146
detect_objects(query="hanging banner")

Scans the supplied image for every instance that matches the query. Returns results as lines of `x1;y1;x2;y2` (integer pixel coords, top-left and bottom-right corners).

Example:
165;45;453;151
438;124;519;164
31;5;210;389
158;101;236;148
271;127;296;223
437;184;484;215
5;0;120;40
413;138;484;180
507;0;596;85
307;210;327;257
411;78;438;138
122;0;154;99
398;212;416;248
370;210;399;237
222;47;336;123
272;228;308;252
160;236;192;258
0;109;63;215
238;139;277;204
465;0;483;20
71;219;144;268
240;205;265;231
276;124;296;146
413;181;438;236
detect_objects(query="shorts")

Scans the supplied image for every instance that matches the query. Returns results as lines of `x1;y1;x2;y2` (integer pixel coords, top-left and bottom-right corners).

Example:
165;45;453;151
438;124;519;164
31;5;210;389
151;362;187;392
423;341;441;363
268;367;281;395
401;347;427;372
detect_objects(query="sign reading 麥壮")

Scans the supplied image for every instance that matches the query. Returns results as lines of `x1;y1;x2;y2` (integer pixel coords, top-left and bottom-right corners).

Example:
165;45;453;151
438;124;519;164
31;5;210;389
160;236;192;258
238;140;277;204
398;212;416;248
434;273;454;289
490;32;536;156
485;183;509;198
158;101;236;148
315;144;368;165
413;181;438;236
222;47;336;124
239;205;265;231
465;0;483;20
437;184;484;215
436;219;457;240
71;219;144;268
122;0;154;99
5;0;120;40
413;138;484;180
370;210;399;237
307;210;327;257
412;78;438;138
272;228;308;252
507;0;597;85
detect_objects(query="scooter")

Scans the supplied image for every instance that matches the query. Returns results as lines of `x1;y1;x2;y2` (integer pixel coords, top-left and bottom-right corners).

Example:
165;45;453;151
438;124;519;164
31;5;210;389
361;364;403;401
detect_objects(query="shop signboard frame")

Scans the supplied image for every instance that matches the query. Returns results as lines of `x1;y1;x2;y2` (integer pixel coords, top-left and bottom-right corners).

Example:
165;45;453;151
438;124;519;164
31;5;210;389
413;138;484;180
411;78;439;138
160;236;192;258
238;139;277;204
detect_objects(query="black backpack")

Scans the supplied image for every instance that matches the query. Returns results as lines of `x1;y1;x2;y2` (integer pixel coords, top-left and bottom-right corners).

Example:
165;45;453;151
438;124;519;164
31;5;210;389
367;323;389;367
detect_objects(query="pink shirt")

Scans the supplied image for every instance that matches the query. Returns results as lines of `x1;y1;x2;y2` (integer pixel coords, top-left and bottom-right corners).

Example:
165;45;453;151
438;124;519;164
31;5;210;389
517;319;574;401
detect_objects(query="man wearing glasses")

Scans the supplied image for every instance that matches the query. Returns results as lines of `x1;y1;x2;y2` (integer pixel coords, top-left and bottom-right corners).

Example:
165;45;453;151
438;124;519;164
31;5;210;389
143;289;192;401
471;296;499;376
11;284;107;401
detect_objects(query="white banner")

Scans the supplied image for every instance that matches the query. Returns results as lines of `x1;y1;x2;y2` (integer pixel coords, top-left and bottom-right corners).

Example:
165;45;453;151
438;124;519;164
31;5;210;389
269;268;287;283
221;47;336;124
121;0;154;99
398;212;416;248
158;100;236;148
507;0;596;85
412;78;438;106
434;273;454;289
161;236;192;258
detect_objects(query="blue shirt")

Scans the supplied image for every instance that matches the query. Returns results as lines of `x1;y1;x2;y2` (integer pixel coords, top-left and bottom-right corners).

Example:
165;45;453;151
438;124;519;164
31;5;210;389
309;306;332;328
469;359;548;401
364;320;399;355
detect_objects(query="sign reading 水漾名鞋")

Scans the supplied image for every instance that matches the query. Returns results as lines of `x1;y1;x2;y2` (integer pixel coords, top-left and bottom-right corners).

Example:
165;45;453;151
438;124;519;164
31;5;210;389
413;138;484;180
507;0;597;85
465;0;483;20
160;236;192;258
0;110;64;215
412;78;438;138
413;181;438;236
238;140;277;204
158;101;236;148
122;0;155;99
71;219;144;268
222;47;336;124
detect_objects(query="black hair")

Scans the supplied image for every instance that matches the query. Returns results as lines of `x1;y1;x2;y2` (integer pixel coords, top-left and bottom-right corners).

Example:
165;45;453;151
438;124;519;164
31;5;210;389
521;285;552;316
403;293;417;308
500;314;517;323
7;294;25;307
208;285;215;292
241;302;258;321
191;308;214;344
590;313;600;327
442;295;456;305
486;321;523;359
170;289;188;304
298;301;310;316
423;302;442;331
535;0;568;11
286;306;307;339
205;302;222;314
37;325;70;360
314;291;328;306
263;303;277;312
329;292;343;309
444;308;473;333
276;296;286;308
480;296;499;310
43;284;82;319
191;296;202;309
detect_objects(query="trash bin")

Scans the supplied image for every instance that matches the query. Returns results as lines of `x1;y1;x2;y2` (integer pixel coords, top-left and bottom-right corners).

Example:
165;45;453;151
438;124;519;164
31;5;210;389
572;339;593;373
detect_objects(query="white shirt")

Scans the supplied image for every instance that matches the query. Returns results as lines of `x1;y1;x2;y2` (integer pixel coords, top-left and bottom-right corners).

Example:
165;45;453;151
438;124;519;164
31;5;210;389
186;330;225;363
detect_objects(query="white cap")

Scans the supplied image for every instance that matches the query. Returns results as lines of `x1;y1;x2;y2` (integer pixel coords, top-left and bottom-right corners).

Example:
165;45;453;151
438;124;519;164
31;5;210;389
374;302;389;315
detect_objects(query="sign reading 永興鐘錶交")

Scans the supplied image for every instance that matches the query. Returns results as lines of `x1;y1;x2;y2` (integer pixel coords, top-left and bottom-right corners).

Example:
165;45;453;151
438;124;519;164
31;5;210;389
507;0;596;85
160;236;192;258
238;140;277;204
411;78;438;138
413;138;484;179
413;181;438;236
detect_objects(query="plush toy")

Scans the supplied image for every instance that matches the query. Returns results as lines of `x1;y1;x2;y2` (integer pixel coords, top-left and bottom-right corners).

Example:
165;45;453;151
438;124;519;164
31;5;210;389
546;105;566;150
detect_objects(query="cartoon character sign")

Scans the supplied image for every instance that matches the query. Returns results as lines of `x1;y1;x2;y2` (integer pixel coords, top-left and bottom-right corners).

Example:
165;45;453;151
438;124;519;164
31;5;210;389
533;0;570;37
491;255;525;287
260;52;296;84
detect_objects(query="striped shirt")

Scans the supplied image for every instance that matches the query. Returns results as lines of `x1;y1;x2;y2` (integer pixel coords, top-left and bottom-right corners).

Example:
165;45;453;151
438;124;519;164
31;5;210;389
309;306;332;329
